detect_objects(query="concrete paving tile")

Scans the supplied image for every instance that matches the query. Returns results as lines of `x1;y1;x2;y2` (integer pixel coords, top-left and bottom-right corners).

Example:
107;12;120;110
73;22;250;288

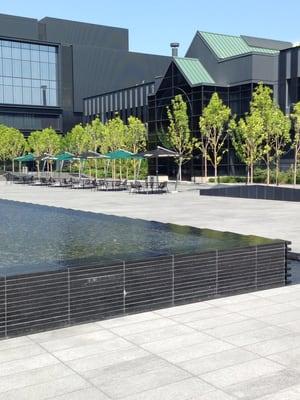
0;343;45;364
0;364;74;393
244;333;300;356
140;331;215;354
40;330;117;352
28;322;105;343
205;293;259;306
50;387;109;400
159;339;234;364
186;389;237;400
219;299;274;313
66;347;148;374
0;353;59;377
200;358;285;388
0;374;90;400
225;326;290;347
203;319;268;339
256;383;300;399
168;308;231;324
262;292;300;305
253;286;300;298
0;337;32;351
186;313;248;331
53;337;133;362
179;348;259;375
225;369;300;400
118;323;195;345
109;317;176;336
91;364;191;398
255;309;300;326
119;377;215;400
154;301;213;317
237;303;298;318
97;311;159;329
83;354;170;381
279;320;300;333
267;346;300;370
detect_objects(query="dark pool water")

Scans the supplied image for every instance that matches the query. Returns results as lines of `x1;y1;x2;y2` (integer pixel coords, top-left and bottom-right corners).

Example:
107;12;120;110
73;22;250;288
0;199;278;276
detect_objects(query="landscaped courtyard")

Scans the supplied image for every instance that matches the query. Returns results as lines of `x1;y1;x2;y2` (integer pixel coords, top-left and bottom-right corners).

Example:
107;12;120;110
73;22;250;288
0;182;299;399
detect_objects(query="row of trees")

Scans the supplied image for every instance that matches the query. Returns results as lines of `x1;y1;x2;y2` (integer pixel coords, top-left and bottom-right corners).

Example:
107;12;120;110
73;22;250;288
165;84;300;185
0;115;147;179
1;83;300;184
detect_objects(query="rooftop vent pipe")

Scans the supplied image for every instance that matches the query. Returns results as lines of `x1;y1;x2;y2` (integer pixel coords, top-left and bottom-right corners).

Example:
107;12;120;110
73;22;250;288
170;42;179;57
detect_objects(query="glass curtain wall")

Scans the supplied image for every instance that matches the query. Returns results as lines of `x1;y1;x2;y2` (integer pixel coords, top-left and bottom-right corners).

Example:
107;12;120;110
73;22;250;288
0;39;58;107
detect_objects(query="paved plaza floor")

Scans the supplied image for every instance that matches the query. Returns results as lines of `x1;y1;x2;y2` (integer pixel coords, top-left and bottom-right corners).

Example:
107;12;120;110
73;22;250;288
0;285;300;399
0;182;300;399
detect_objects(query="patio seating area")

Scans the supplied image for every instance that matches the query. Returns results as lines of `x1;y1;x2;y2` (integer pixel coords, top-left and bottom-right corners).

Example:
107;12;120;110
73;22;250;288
3;173;169;194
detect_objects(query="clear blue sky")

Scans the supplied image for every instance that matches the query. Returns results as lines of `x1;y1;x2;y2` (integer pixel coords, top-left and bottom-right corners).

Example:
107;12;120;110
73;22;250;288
1;0;300;55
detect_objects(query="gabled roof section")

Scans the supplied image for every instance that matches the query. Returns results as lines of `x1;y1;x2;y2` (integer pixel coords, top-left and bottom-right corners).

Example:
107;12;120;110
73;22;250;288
173;57;215;85
199;31;279;59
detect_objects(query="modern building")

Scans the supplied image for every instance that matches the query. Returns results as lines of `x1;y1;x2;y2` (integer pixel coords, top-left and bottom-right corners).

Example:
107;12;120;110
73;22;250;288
0;13;170;135
2;13;300;177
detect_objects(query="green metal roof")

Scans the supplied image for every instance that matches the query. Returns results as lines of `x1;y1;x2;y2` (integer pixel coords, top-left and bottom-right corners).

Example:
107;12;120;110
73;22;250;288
199;32;279;59
173;57;215;85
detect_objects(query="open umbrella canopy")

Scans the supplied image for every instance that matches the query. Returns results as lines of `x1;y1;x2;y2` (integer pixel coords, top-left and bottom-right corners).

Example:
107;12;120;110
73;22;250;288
79;151;108;159
14;153;35;162
55;152;76;161
106;149;142;160
139;146;179;158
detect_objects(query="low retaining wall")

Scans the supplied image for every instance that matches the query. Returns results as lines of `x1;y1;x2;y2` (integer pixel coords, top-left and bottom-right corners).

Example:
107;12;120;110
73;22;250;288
0;242;289;338
199;185;300;202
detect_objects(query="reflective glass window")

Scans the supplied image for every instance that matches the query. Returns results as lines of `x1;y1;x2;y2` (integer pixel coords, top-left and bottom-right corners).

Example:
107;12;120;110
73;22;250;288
0;39;58;106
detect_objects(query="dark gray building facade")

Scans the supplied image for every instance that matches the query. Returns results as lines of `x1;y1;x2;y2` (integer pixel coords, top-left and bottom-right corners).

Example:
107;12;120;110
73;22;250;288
0;13;170;135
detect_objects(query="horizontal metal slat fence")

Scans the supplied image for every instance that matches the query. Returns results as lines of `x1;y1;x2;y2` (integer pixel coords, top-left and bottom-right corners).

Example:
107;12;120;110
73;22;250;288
0;242;290;338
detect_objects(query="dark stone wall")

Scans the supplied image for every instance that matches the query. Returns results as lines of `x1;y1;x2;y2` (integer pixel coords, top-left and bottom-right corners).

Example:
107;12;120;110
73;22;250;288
0;242;288;339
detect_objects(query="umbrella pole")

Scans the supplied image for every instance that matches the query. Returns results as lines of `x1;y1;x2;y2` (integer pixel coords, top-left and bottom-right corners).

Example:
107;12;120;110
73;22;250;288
95;159;98;180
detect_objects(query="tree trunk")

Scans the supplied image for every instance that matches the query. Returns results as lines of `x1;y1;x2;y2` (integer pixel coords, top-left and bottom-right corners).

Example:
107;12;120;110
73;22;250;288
178;158;182;181
36;161;40;178
214;150;217;183
3;161;6;172
112;160;116;180
275;158;280;186
266;154;270;185
294;148;298;186
247;166;250;184
250;163;254;184
204;151;207;179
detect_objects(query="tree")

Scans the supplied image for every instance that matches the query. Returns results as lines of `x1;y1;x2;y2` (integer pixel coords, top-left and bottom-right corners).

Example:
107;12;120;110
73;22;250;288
0;125;26;172
104;114;127;179
127;116;147;179
165;94;198;182
271;107;291;185
249;84;274;185
199;93;231;182
41;128;61;173
27;130;45;176
229;112;265;183
64;123;92;155
290;102;300;185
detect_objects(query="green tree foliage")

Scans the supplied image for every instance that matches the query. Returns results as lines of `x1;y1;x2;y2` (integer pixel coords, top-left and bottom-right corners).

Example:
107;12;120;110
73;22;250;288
271;107;291;185
229;112;265;184
127;116;147;179
0;125;26;171
165;94;198;181
290;102;300;186
64;123;92;155
250;84;275;185
199;92;231;182
104;114;128;179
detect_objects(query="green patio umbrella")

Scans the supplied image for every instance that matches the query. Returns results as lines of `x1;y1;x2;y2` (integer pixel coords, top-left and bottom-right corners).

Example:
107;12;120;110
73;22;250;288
14;153;35;173
106;149;142;160
106;149;143;180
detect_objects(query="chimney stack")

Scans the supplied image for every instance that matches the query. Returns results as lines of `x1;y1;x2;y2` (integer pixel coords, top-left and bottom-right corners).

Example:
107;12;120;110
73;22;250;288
170;42;179;57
